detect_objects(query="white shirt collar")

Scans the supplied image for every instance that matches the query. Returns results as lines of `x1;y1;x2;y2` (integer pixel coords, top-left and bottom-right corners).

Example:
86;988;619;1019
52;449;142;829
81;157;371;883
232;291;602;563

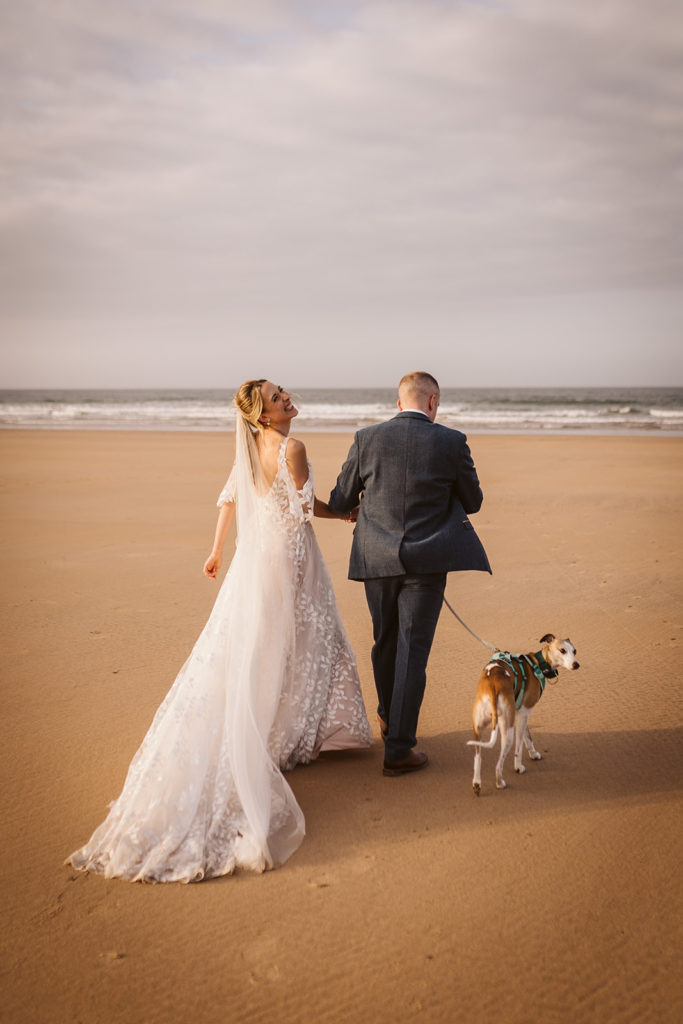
399;408;431;419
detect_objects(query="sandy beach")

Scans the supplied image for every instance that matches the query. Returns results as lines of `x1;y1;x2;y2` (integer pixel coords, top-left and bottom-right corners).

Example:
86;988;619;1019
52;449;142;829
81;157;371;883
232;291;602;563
1;428;682;1024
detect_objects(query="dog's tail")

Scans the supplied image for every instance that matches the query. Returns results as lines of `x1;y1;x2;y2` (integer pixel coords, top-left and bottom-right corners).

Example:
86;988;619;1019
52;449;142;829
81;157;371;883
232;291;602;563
467;725;499;749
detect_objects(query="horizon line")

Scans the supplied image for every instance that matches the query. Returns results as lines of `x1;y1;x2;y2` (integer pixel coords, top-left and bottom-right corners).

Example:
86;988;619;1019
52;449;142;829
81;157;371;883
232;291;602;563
1;383;682;392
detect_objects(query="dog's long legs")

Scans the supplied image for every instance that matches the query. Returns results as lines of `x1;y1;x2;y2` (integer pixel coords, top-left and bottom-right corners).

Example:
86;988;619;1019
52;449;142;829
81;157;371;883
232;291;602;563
495;716;514;789
523;721;542;761
472;745;482;795
514;708;542;773
514;709;528;774
470;696;496;795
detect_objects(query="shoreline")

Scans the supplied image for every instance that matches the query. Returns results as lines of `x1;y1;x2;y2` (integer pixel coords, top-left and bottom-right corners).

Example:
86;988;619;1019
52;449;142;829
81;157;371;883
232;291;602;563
3;385;681;436
2;425;683;437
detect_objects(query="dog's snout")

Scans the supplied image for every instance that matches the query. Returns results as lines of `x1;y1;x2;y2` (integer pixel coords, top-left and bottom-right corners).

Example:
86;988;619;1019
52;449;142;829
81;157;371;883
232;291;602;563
572;661;580;670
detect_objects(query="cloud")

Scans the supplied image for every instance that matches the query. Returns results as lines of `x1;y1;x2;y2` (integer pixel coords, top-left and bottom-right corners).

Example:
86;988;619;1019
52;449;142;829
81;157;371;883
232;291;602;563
1;0;682;384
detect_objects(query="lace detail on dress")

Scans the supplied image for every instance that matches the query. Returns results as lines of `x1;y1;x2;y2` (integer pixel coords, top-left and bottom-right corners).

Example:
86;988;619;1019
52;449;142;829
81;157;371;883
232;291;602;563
67;436;371;883
264;440;371;768
217;464;236;507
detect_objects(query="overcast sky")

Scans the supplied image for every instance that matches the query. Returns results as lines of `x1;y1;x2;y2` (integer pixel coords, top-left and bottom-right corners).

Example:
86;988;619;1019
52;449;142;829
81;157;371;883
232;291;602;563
1;0;682;388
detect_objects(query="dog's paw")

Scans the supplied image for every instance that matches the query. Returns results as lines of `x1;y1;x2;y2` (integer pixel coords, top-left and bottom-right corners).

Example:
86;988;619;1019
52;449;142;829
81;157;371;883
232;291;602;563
530;751;542;761
515;764;526;774
473;782;481;797
495;778;507;789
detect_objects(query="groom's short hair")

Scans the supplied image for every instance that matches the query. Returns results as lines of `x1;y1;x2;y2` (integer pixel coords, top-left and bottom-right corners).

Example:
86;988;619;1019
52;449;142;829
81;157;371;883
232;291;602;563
399;371;440;401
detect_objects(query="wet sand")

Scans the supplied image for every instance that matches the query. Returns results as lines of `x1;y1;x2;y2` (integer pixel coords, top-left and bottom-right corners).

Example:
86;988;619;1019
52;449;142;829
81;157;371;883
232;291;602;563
1;429;682;1023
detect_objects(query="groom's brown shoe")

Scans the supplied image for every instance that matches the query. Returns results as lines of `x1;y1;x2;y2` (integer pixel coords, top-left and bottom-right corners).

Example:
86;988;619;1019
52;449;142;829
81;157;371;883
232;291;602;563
382;751;429;777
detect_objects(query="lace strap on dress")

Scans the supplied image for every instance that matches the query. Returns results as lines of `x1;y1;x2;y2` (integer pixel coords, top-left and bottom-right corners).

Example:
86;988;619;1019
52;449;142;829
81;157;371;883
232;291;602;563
277;436;290;469
280;438;314;522
298;466;315;521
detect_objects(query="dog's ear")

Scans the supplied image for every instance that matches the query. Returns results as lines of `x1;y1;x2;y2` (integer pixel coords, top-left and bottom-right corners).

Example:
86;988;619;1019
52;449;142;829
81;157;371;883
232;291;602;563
539;633;555;644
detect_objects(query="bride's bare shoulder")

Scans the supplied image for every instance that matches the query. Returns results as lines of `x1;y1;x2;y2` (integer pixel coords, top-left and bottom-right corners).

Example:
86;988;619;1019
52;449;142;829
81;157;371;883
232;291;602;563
285;436;307;462
285;437;310;486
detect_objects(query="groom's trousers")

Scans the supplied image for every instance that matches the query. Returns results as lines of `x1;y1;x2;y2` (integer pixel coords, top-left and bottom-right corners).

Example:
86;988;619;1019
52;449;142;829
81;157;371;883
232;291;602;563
363;572;446;762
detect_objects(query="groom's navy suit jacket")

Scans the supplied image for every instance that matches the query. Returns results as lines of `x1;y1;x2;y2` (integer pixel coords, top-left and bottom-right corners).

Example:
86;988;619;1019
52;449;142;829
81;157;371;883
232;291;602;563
328;411;491;580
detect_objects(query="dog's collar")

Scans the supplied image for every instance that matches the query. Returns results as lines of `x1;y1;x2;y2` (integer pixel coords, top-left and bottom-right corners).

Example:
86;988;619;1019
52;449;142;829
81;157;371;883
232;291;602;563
534;650;558;680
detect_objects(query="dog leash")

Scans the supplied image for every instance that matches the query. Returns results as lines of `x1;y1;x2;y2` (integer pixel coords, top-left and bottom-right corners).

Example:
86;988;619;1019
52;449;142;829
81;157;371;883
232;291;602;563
442;596;501;653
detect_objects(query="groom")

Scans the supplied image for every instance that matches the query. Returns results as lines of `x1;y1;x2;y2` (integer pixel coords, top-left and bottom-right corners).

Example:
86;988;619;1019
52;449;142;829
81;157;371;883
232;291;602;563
328;371;491;776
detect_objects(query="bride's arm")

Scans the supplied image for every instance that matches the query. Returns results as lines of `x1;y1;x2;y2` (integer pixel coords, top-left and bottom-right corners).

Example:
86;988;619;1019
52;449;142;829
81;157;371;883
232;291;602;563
286;439;355;521
203;501;236;579
314;497;358;521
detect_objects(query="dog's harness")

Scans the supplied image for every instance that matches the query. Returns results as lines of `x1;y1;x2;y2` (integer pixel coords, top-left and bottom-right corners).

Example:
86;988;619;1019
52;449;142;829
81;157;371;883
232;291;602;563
488;651;558;710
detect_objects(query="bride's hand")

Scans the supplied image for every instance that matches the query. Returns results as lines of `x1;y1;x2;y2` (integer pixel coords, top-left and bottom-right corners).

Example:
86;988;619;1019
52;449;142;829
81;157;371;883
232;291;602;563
344;505;360;523
203;553;221;579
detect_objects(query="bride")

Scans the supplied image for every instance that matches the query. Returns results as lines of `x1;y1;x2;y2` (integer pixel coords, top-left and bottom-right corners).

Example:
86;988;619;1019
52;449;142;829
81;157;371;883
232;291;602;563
67;380;372;882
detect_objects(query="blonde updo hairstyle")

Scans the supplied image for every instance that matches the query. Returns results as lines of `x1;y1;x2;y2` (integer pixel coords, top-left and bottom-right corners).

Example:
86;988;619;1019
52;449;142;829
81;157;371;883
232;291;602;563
234;378;267;435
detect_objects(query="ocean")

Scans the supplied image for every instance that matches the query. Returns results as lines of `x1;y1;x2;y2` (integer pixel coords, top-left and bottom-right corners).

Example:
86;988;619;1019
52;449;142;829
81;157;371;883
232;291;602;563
1;387;682;434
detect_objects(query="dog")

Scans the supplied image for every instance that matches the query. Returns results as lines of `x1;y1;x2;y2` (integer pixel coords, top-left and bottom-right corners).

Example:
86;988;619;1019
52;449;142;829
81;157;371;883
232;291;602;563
468;634;579;794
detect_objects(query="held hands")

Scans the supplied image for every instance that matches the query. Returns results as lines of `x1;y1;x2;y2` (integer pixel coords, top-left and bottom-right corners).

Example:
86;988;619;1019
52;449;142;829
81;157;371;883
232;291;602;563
203;553;222;580
313;497;358;521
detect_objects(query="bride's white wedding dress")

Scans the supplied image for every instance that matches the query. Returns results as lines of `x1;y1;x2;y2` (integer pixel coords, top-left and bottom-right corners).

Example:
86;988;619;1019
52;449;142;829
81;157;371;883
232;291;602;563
68;429;371;882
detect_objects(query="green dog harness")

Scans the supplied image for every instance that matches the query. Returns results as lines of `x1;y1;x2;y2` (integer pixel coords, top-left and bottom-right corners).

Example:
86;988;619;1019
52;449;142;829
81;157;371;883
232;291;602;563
488;651;558;710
